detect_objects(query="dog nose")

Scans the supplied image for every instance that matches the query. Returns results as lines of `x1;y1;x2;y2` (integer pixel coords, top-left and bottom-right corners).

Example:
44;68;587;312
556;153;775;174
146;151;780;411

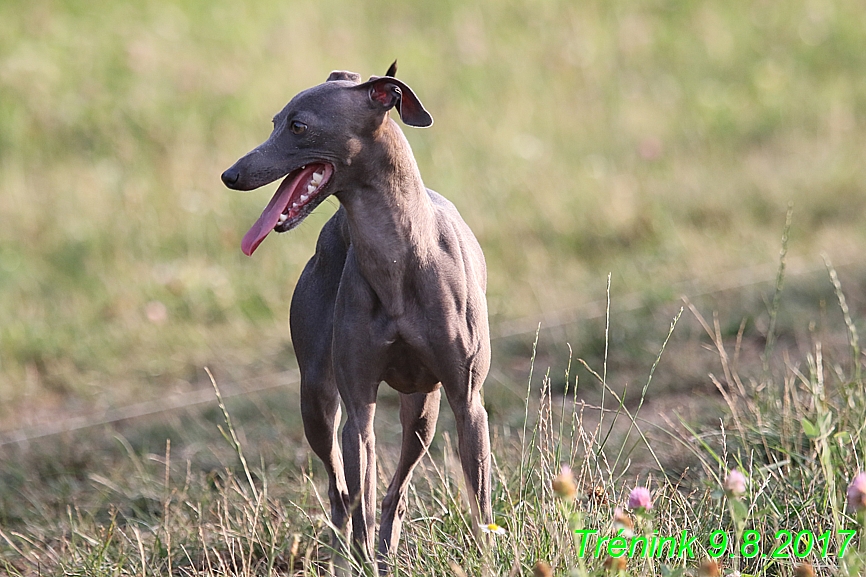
221;167;240;187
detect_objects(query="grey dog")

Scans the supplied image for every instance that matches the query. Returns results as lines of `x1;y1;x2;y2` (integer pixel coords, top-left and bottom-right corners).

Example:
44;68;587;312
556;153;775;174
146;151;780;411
221;63;492;570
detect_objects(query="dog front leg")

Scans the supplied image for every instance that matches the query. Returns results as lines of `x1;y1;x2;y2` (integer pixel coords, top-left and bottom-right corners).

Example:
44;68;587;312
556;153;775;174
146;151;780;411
378;389;441;572
341;396;378;564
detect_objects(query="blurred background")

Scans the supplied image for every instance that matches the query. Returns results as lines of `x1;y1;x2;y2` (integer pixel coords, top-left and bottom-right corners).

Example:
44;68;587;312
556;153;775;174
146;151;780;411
1;0;865;443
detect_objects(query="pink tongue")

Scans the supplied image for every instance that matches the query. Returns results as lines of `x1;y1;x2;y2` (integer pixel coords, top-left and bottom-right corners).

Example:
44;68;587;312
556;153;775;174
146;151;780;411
241;169;310;256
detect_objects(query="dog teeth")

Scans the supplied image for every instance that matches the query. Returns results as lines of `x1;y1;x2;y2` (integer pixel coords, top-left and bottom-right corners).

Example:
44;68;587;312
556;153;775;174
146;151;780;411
278;213;287;224
312;171;324;184
306;183;317;194
300;193;309;202
292;202;299;209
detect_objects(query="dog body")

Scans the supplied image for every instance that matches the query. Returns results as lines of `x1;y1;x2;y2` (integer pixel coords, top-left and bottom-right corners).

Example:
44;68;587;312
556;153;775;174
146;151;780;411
222;67;492;568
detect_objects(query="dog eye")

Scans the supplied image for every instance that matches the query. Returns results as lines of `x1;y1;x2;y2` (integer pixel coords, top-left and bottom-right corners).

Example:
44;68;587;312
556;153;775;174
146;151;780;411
290;121;307;135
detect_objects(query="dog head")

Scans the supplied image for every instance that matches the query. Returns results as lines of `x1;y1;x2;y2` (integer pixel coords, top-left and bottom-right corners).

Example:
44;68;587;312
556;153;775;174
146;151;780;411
221;63;432;256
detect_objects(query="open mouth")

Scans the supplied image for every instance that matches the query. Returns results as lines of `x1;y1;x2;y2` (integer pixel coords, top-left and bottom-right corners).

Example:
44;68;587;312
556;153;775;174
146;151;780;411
241;163;334;256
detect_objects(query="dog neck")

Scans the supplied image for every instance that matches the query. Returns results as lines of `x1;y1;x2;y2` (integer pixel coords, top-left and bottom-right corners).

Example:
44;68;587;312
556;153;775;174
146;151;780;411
336;119;436;314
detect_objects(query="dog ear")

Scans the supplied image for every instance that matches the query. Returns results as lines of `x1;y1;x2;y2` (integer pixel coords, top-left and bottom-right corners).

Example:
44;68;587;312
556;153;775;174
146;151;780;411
360;77;433;128
327;70;361;83
385;60;398;78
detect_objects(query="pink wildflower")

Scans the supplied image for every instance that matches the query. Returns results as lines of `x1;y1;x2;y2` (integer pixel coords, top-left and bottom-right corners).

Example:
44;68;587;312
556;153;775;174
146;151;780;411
627;486;652;511
847;472;866;512
724;469;747;497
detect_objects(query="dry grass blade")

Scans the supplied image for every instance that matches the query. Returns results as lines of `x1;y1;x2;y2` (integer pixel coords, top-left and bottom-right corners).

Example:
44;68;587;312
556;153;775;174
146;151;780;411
824;253;861;382
206;366;260;504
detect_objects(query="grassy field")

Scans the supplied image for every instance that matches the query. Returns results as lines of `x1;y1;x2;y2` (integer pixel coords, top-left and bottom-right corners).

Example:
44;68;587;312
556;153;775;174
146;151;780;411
1;284;865;576
1;0;866;574
2;0;865;414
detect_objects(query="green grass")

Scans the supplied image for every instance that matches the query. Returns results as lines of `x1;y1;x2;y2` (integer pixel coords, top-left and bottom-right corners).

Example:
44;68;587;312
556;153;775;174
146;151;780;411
2;0;866;574
1;265;865;576
2;0;866;415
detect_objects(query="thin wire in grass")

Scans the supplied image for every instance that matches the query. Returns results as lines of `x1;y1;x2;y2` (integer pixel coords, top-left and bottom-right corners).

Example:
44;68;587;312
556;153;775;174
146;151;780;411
763;203;793;375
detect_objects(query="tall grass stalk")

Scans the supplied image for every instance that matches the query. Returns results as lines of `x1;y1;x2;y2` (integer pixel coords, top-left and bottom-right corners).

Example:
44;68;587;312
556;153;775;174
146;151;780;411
763;203;794;375
824;255;862;383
